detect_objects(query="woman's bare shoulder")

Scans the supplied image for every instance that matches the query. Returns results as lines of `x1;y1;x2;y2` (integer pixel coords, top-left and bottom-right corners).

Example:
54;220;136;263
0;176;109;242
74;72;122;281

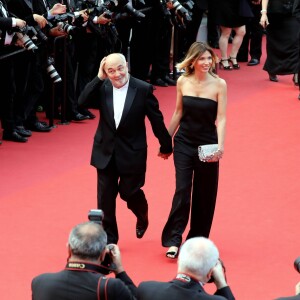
214;76;227;88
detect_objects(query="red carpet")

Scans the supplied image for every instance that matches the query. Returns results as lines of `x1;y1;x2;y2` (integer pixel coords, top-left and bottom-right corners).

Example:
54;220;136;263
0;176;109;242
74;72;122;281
1;38;300;299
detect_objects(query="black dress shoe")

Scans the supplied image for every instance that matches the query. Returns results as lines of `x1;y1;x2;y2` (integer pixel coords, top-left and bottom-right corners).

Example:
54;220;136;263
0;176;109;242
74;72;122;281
151;78;168;87
85;110;96;119
27;121;52;132
269;74;278;82
72;113;90;121
3;131;28;142
163;76;177;86
247;58;260;66
15;126;32;137
136;213;149;239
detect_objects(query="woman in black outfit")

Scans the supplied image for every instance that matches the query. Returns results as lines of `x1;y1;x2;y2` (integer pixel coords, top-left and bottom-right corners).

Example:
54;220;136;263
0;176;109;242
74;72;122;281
260;0;300;82
161;42;227;259
216;0;252;70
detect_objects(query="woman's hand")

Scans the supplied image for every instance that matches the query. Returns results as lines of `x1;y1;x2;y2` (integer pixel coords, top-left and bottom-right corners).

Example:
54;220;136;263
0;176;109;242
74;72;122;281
260;12;269;28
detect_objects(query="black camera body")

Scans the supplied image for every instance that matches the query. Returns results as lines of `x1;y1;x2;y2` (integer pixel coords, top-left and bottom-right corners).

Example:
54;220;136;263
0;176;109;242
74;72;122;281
88;209;116;275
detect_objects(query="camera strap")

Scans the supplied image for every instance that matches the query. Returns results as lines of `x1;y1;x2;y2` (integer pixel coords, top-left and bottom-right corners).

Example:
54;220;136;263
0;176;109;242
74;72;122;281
65;261;105;273
97;276;110;300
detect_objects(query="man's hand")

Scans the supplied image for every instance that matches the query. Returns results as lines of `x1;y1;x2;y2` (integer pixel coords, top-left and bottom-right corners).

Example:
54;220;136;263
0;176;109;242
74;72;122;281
33;14;47;28
211;260;227;289
98;57;107;80
96;13;111;24
107;244;124;274
158;152;172;160
15;18;26;28
78;9;89;22
50;3;67;15
49;26;67;37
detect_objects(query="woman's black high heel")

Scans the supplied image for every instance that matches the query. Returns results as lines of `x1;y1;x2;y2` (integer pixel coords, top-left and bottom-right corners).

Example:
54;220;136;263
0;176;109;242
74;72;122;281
219;59;233;70
229;57;240;69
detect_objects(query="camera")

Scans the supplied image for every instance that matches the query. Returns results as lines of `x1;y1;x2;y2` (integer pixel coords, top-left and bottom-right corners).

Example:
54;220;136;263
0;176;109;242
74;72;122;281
170;0;192;22
208;259;226;284
13;26;39;51
88;209;116;275
46;57;62;83
294;257;300;273
51;13;81;36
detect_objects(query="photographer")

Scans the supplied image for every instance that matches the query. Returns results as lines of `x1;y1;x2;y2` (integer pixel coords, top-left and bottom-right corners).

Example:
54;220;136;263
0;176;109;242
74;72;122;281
0;0;28;142
137;237;235;300
6;0;54;134
31;221;137;300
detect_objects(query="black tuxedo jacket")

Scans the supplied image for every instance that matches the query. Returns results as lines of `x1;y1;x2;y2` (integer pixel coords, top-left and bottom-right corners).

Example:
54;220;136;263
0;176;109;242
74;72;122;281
78;76;172;173
32;269;136;300
6;0;35;24
0;0;13;29
137;278;235;300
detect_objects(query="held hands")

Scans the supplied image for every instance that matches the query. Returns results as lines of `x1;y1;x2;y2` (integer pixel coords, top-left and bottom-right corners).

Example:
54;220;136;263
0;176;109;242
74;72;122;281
158;151;172;160
260;13;269;28
98;57;107;80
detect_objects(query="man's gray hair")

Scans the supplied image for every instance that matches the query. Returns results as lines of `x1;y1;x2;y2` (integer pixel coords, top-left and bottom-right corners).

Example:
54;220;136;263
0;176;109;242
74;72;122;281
68;222;107;260
178;237;219;278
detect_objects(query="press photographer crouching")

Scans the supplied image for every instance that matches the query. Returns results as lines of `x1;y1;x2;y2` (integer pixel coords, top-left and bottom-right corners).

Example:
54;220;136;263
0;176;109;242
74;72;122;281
31;210;137;300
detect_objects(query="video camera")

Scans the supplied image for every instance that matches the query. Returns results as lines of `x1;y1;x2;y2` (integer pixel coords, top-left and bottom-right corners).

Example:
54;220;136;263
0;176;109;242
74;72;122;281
88;209;116;275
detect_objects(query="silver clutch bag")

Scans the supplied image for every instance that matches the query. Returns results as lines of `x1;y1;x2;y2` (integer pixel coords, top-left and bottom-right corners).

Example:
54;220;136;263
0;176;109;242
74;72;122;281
198;144;220;162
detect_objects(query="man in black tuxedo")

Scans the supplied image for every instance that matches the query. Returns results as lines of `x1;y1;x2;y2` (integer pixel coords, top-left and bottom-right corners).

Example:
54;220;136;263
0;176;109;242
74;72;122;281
78;53;172;244
31;221;136;300
137;237;235;300
0;0;28;142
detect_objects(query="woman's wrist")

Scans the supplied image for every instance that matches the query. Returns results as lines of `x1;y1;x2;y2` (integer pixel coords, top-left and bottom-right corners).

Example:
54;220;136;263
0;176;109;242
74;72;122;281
260;9;267;14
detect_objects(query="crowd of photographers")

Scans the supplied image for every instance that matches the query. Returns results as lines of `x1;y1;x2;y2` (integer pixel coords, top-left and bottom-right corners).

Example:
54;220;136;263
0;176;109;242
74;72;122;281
0;0;207;145
31;210;235;300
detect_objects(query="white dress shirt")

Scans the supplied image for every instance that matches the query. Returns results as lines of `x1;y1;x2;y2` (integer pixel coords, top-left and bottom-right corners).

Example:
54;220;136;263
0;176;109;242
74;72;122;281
113;80;129;128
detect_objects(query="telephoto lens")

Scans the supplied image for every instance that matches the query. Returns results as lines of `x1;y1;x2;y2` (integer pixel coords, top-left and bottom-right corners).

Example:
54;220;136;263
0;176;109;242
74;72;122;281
15;32;38;51
46;57;62;83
